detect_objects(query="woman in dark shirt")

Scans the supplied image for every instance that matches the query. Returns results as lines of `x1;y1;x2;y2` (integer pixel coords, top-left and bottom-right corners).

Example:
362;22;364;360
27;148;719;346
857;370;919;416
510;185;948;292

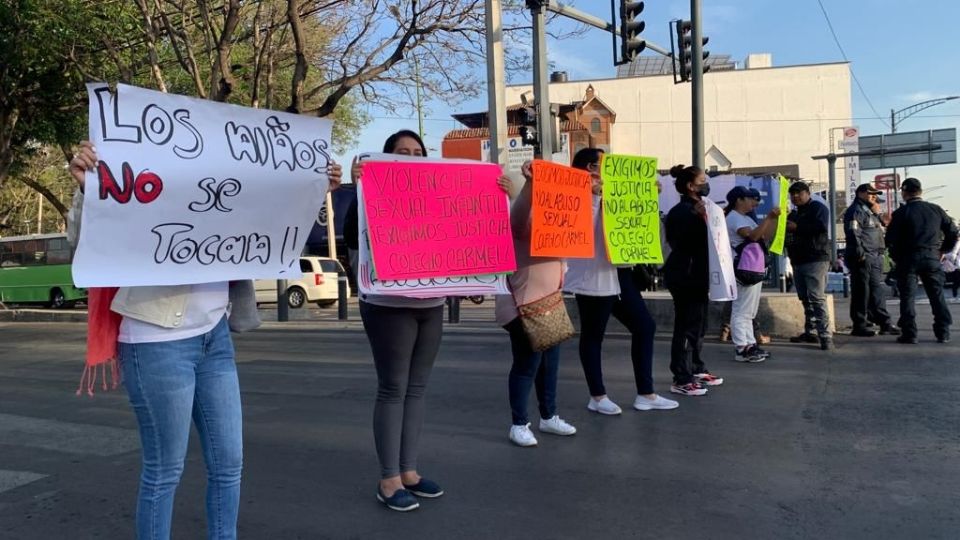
663;164;723;395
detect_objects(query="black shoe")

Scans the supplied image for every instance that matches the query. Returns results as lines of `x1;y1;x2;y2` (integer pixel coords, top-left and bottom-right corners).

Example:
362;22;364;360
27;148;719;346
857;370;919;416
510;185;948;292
937;335;951;344
377;487;420;512
819;337;834;350
790;333;819;344
878;325;901;336
896;336;919;345
402;478;444;498
850;328;876;337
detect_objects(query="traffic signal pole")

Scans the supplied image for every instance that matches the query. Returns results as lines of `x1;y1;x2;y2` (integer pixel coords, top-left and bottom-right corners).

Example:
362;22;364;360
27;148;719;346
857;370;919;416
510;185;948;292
485;0;508;171
690;0;704;169
529;0;554;160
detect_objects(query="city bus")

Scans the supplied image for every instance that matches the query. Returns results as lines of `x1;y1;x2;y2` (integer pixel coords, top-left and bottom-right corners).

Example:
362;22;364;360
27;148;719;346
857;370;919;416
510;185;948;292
0;233;86;308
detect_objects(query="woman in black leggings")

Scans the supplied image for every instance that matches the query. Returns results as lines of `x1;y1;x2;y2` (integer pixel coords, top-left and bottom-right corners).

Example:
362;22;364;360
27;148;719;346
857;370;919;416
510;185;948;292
353;130;511;512
663;164;723;396
565;148;678;415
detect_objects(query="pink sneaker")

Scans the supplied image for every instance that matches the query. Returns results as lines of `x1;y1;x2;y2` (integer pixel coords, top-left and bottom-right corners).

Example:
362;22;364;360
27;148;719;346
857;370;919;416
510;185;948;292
694;373;724;386
670;383;708;396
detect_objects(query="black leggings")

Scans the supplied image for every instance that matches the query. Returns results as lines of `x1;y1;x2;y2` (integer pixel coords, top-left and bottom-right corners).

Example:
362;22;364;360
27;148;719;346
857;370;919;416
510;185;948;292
359;302;444;479
669;291;708;385
575;268;657;396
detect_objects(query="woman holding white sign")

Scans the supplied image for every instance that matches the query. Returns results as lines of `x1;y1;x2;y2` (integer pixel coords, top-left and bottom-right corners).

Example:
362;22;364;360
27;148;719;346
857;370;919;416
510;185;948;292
663;164;723;396
724;186;781;362
68;140;343;539
352;130;513;512
566;148;679;416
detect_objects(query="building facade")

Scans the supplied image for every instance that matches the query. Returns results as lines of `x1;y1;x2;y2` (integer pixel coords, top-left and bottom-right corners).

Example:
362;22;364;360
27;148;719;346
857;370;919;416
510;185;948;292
494;59;853;187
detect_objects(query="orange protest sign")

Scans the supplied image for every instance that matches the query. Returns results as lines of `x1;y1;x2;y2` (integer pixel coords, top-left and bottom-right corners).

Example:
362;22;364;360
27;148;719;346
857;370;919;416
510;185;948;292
530;159;595;258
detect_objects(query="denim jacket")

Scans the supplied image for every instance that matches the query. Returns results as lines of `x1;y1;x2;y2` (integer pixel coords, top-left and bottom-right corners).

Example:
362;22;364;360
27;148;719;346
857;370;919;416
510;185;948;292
67;190;260;332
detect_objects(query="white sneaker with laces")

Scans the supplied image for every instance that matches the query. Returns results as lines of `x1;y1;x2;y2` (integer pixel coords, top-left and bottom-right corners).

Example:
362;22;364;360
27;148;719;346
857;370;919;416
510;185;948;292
633;394;680;411
509;423;538;447
539;415;577;436
586;397;622;415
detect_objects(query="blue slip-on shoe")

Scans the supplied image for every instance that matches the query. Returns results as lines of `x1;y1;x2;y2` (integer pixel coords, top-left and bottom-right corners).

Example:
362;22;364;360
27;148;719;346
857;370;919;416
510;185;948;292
402;478;444;498
377;487;420;512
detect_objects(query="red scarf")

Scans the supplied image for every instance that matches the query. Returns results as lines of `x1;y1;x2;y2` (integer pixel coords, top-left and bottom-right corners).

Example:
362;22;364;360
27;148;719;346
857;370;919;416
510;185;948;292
77;287;122;396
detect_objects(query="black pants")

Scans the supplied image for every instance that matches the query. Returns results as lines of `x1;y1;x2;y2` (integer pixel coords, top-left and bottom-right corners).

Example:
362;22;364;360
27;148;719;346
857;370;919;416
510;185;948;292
575;268;657;397
896;258;953;340
848;253;893;330
359;301;444;478
669;289;708;386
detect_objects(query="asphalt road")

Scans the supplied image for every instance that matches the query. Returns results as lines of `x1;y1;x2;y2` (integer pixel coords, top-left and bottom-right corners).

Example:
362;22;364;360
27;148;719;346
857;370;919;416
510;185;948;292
0;305;957;539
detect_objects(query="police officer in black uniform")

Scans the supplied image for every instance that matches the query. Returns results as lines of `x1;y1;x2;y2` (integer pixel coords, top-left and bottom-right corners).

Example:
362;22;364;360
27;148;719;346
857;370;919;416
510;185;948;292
843;183;899;336
885;177;959;344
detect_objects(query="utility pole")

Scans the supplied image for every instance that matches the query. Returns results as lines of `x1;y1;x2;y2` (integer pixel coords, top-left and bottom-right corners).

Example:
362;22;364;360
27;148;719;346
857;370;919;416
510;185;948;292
415;55;425;139
529;0;554;160
36;193;43;235
485;0;508;170
690;0;704;169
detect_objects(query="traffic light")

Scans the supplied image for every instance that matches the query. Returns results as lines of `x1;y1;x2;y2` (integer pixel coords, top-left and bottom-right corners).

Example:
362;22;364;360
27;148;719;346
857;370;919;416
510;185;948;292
619;1;646;65
518;105;538;148
674;19;710;82
675;20;692;82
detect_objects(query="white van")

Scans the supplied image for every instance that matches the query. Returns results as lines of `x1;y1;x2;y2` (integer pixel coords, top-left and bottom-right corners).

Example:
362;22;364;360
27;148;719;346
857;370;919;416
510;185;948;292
254;256;350;308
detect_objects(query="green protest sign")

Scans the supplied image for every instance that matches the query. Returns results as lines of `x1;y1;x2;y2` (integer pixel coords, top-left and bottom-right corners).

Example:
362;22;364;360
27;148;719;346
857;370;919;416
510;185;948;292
769;175;789;255
600;154;663;264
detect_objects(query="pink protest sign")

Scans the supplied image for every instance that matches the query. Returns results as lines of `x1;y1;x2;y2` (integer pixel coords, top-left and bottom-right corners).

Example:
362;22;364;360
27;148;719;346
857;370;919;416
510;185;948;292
361;160;516;280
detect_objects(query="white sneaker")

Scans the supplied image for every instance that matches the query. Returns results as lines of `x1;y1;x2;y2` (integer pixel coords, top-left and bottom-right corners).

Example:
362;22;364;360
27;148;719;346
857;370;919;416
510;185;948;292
509;424;538;447
633;394;679;411
539;415;577;436
586;397;622;415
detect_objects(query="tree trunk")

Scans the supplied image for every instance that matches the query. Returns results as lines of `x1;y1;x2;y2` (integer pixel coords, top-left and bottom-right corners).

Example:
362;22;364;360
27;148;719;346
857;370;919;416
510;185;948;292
212;0;242;102
134;0;169;92
0;107;20;191
286;0;308;113
16;177;69;221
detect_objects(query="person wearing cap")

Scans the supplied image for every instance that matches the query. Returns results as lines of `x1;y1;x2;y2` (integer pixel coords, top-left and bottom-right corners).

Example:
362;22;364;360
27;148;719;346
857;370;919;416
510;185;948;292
843;183;900;337
885;177;958;344
785;181;834;350
724;186;781;362
719;187;772;345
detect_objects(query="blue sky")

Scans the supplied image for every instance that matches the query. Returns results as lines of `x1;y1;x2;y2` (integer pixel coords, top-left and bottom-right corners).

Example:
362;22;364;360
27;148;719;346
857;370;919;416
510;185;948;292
334;0;960;215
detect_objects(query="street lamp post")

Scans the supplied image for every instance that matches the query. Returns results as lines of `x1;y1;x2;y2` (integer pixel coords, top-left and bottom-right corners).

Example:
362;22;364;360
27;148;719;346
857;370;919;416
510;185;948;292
889;96;959;205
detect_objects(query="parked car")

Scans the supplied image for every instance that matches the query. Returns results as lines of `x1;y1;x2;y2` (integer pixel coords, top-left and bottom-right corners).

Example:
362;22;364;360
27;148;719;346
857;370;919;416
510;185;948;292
254;256;349;308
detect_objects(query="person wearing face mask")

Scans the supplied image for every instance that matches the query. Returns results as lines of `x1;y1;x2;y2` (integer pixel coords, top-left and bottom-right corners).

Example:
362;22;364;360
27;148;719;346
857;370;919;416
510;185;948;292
663;164;723;396
785;181;833;350
565;148;679;416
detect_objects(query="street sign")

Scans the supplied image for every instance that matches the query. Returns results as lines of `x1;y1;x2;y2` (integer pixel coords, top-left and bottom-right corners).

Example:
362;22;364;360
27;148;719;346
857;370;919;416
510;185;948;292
841;126;860;206
859;128;957;170
873;173;899;189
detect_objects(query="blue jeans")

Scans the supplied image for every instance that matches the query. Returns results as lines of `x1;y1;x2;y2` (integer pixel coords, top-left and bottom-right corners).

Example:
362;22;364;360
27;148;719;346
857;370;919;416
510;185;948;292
793;261;831;337
119;317;243;540
505;318;560;425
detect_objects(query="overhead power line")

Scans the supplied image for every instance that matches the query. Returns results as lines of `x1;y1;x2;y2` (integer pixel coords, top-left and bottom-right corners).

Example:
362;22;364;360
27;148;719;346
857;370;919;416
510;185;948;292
815;0;890;129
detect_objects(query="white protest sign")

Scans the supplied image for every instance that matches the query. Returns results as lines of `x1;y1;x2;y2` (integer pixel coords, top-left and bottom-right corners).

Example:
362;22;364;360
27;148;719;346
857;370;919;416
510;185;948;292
704;198;737;301
355;152;509;298
73;83;331;287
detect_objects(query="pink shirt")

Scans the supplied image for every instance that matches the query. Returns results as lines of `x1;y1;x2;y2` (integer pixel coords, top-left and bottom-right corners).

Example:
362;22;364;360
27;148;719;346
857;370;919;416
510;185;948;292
495;185;565;326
